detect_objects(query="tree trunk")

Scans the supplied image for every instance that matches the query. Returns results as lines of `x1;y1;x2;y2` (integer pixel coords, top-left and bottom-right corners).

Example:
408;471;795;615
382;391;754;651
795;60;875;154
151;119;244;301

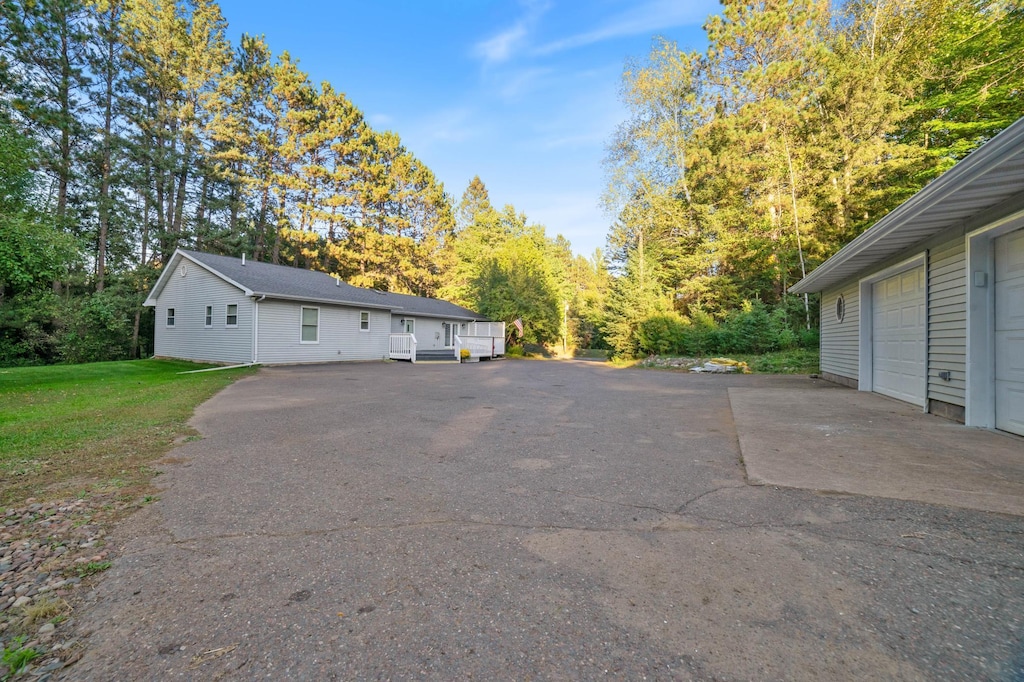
96;19;116;292
131;308;141;360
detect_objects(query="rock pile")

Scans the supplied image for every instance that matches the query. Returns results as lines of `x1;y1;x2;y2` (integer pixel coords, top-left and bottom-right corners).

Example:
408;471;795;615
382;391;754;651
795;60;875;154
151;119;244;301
1;495;130;679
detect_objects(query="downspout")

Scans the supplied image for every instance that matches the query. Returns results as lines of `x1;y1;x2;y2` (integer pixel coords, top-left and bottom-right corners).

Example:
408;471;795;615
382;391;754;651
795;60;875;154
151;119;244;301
252;294;265;363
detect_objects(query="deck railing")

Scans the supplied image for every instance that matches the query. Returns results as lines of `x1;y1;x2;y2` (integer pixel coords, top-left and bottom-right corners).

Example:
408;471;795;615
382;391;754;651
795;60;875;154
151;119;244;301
389;333;417;362
458;335;498;358
468;321;505;339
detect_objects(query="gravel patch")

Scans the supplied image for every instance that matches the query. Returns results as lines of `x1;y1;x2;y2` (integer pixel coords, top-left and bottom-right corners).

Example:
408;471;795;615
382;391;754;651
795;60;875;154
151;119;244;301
1;494;138;678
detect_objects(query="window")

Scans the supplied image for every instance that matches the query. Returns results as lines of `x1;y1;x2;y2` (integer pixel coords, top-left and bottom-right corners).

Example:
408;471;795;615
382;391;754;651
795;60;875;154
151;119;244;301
166;308;175;327
204;305;212;328
359;311;369;331
301;307;319;343
226;304;238;327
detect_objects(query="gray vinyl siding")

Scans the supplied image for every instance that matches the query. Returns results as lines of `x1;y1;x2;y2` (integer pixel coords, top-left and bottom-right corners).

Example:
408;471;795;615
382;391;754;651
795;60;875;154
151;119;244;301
153;265;252;364
256;300;390;364
820;281;860;380
927;237;967;407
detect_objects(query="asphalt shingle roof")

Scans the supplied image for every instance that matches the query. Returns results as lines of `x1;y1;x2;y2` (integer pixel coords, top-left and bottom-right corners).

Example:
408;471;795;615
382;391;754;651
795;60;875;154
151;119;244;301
177;250;482;320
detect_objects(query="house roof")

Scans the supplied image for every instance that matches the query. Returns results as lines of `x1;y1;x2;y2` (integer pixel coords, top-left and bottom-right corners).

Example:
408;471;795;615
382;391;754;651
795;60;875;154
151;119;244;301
144;249;483;320
790;116;1024;294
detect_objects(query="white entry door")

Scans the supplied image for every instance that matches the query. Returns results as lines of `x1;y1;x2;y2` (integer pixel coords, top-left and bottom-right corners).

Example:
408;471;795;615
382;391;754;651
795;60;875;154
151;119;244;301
995;229;1024;436
872;267;926;406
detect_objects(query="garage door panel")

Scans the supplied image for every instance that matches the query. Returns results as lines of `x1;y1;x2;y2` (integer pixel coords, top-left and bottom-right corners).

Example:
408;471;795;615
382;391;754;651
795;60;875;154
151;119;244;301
995;382;1024;435
872;266;925;407
995;278;1024;331
995;229;1024;281
996;331;1024;383
995;229;1024;436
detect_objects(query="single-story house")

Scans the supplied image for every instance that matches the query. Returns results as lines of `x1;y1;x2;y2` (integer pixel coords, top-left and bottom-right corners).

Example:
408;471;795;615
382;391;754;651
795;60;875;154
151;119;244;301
790;116;1024;437
144;249;505;365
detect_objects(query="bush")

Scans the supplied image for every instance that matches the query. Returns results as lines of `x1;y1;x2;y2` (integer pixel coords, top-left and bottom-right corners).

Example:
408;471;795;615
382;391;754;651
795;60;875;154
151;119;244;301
628;296;821;359
678;307;717;356
636;313;688;356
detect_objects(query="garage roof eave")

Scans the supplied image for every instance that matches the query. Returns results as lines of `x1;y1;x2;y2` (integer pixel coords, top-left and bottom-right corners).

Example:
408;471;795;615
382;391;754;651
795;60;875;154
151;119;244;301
790;117;1024;295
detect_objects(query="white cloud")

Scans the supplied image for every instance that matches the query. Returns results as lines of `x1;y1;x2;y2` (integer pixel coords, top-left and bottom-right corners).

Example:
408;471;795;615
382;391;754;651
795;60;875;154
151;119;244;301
472;0;550;65
474;23;529;64
493;66;552;99
534;0;716;56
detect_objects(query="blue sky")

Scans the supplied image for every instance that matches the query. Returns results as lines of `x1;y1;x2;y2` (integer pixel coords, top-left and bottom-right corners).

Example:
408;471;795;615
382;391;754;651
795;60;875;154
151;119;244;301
214;0;718;257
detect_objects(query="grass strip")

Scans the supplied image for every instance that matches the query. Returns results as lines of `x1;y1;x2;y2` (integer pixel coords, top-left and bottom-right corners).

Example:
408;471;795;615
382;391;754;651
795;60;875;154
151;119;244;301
0;359;255;506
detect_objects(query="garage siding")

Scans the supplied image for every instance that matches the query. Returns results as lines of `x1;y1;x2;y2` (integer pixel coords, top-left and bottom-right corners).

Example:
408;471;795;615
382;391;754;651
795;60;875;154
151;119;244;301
256;300;390;364
153;264;253;364
927;238;967;407
820;281;859;381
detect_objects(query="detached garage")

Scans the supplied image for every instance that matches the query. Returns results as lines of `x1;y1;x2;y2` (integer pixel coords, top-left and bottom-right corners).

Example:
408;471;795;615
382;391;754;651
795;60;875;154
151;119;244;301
791;115;1024;437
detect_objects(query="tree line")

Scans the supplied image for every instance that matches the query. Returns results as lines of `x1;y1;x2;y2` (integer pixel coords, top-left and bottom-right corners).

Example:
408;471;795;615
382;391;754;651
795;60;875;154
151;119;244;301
601;0;1023;357
0;0;466;364
1;0;1021;366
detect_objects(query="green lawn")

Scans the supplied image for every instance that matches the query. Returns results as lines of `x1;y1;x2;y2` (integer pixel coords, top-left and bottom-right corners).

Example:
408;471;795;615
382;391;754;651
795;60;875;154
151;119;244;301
730;348;820;374
0;360;255;506
634;348;820;374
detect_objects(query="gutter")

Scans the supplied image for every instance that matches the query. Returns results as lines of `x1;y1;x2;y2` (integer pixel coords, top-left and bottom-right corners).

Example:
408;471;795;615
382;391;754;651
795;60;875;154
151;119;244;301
250;292;396;311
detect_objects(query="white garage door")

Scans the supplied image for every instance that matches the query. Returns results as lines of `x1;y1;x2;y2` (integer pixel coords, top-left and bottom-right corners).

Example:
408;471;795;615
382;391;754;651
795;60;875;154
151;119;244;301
995;229;1024;436
872;267;926;406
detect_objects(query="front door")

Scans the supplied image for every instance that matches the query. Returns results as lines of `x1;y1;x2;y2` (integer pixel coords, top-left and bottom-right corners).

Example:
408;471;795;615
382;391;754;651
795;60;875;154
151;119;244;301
443;322;455;348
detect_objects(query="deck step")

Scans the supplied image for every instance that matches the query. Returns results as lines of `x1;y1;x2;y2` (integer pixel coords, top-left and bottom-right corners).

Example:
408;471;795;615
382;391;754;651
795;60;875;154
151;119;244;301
416;350;458;362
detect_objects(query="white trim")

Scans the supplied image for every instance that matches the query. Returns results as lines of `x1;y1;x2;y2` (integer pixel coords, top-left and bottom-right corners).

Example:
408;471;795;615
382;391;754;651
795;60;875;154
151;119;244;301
300;306;320;344
225;303;238;328
965;207;1024;428
359;310;370;332
166;307;176;328
858;252;927;401
204;305;213;329
254;292;395;311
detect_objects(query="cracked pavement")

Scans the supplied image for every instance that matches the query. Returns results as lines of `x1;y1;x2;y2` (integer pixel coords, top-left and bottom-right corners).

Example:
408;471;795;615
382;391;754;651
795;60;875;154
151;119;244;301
66;360;1023;680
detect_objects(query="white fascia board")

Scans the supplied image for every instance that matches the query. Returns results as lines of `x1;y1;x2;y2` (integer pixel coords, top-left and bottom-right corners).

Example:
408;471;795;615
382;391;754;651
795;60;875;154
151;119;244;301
399;312;479;321
254;293;396;311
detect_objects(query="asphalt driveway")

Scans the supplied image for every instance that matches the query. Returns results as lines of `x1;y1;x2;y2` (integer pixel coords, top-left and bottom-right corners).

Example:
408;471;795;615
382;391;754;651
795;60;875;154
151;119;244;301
68;360;1023;680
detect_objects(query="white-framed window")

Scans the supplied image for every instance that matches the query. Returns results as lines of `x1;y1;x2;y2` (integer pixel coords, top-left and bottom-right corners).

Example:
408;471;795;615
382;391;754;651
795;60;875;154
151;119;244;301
204;305;213;328
403;318;415;334
359;311;369;331
166;308;175;327
301;306;319;343
226;304;238;327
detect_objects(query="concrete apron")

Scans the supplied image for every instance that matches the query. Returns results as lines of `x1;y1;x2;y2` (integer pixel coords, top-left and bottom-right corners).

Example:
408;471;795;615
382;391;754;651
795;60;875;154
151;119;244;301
730;386;1024;517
